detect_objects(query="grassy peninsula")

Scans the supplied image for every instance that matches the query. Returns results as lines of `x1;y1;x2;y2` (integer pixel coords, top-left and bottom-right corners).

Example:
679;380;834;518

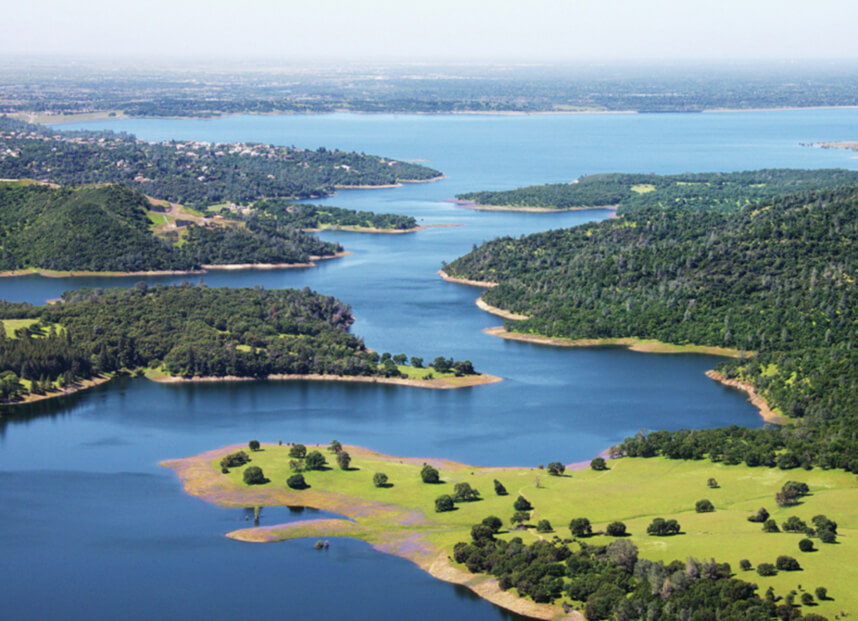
165;442;858;620
0;285;495;405
444;185;858;473
456;169;858;213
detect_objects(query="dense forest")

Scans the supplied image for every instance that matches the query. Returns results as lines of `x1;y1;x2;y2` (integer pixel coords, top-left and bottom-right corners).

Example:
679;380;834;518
0;116;442;209
3;63;858;116
445;186;858;472
0;285;475;403
454;531;792;620
457;170;858;213
0;183;341;272
254;199;418;231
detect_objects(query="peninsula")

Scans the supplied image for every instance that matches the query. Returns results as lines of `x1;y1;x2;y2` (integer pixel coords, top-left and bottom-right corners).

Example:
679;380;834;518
164;441;858;620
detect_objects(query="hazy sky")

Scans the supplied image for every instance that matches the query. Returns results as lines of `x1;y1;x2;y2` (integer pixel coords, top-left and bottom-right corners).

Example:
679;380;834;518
4;0;857;62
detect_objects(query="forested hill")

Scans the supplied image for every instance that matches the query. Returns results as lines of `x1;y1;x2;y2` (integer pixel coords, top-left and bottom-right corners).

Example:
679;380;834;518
0;116;442;209
0;182;340;272
456;169;858;213
445;186;858;470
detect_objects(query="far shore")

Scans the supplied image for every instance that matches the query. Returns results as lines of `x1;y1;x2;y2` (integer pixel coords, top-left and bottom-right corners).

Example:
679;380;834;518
438;269;498;289
0;375;112;410
0;252;352;279
333;174;446;191
148;370;502;390
304;223;462;235
450;199;618;213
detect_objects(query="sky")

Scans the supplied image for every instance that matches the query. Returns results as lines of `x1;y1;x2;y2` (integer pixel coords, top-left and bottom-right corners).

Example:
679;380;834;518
3;0;857;63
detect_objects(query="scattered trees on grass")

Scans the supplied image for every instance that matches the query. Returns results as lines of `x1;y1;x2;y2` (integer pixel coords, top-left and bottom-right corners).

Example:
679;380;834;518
748;507;770;523
762;519;780;533
782;516;808;533
511;511;530;526
647;517;681;536
801;592;815;606
606;521;627;537
777;481;810;507
815;587;828;601
305;450;327;471
739;559;752;571
569;518;592;538
799;538;815;552
248;440;260;451
329;440;342;453
513;495;533;511
435;494;454;512
707;477;719;488
547;462;566;476
243;466;265;485
220;450;251;470
372;472;388;487
493;479;508;496
590;457;607;471
287;473;307;489
289;444;307;459
481;516;503;533
757;563;777;576
421;464;440;484
453;482;480;502
775;555;801;571
536;519;553;533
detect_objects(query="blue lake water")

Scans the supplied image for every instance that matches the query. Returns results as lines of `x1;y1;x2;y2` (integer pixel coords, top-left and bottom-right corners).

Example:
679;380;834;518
1;109;857;619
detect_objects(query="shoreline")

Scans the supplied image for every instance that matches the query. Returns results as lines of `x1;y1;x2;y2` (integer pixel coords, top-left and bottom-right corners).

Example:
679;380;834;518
333;175;446;191
304;223;462;235
438;270;498;289
705;370;785;425
0;252;352;279
450;199;618;213
475;297;529;321
0;375;112;410
148;370;502;390
160;443;576;621
482;326;749;358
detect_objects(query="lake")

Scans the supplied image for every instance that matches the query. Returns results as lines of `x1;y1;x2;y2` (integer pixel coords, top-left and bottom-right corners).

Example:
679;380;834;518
1;109;856;619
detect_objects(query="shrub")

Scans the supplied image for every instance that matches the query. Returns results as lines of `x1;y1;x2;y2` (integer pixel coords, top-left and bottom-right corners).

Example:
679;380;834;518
481;515;503;533
453;482;481;502
606;521;627;537
762;519;780;533
248;440;260;451
287;473;307;489
569;517;592;538
373;472;388;487
435;494;454;512
493;479;508;495
775;555;801;571
815;587;828;601
305;450;327;471
289;444;307;459
707;477;719;488
590;457;607;471
747;507;769;523
695;499;715;513
243;466;265;485
220;451;251;470
336;451;351;470
421;464;440;484
798;538;815;552
536;519;553;533
513;495;533;511
547;462;566;476
739;559;752;571
801;593;814;606
221;467;229;474
757;563;777;576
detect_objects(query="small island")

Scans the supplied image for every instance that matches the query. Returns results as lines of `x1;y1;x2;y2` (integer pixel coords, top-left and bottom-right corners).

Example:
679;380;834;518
164;441;858;620
0;285;499;406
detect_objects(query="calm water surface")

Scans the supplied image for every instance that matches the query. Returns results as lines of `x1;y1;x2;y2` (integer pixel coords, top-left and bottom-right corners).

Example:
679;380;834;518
1;110;856;620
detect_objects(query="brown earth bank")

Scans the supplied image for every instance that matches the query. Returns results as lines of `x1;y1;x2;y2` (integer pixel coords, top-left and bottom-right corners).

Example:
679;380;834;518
160;444;580;621
148;371;502;390
437;269;498;288
705;371;786;425
475;297;529;321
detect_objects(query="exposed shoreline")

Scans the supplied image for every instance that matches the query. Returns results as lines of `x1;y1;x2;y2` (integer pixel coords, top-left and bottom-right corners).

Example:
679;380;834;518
160;443;576;621
304;223;462;235
148;370;502;390
705;370;785;425
0;375;112;410
0;252;352;279
333;174;446;191
438;269;498;289
475;297;529;321
450;199;618;213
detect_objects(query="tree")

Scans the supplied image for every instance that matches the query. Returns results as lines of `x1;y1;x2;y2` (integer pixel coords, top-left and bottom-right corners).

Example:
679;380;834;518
513;495;533;511
606;539;638;573
287;473;307;489
373;472;389;488
471;524;495;543
747;507;769;523
510;510;530;526
243;466;265;485
801;593;814;607
453;482;480;502
536;519;553;533
393;353;408;365
410;356;423;368
646;517;680;536
818;529;837;544
421;464;440;484
798;538;815;552
248;440;260;451
695;499;715;513
220;450;250;470
606;521;627;537
590;457;607;471
547;462;566;476
435;494;454;512
776;555;801;571
329;440;342;453
739;559;752;571
757;563;777;576
782;516;808;533
707;477;719;488
305;450;327;471
481;515;503;533
289;444;307;459
762;519;780;533
493;479;508;496
569;517;592;538
431;356;452;373
336;451;351;470
815;587;828;601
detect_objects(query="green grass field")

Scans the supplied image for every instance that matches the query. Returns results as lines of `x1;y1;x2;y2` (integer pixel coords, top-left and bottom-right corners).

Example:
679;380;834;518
209;446;857;618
